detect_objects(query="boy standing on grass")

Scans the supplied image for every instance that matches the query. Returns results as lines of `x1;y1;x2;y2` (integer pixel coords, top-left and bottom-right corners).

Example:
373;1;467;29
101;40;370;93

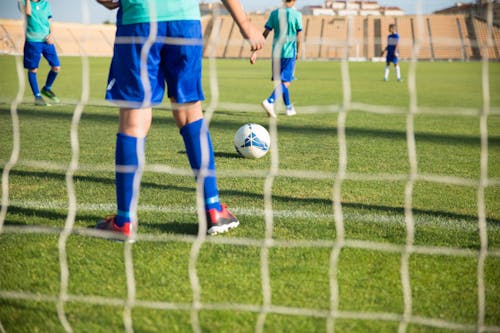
19;0;61;106
95;0;264;240
381;23;401;82
250;0;303;118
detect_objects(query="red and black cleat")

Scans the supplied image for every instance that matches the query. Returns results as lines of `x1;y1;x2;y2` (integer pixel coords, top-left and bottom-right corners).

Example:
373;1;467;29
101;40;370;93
206;204;240;235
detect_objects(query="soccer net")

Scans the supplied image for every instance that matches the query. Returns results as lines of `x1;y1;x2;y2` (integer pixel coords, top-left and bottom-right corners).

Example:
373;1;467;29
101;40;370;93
1;1;500;332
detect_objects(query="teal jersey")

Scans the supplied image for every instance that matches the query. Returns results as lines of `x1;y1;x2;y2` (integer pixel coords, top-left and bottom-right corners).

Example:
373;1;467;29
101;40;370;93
265;7;303;59
22;0;52;42
118;0;200;25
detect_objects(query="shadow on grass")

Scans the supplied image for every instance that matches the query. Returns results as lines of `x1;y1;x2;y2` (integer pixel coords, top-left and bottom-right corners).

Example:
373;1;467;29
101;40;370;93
4;168;499;237
177;150;242;159
5;205;100;225
9;169;195;193
145;221;198;235
4;196;499;240
4;205;200;236
341;201;500;226
2;105;498;147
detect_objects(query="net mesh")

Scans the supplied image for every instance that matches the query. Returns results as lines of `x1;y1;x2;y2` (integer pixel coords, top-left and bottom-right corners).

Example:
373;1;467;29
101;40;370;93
1;1;500;332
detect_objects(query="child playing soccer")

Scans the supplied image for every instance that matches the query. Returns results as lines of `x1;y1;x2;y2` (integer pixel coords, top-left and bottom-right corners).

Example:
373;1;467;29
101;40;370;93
20;0;61;106
250;0;303;117
381;23;401;82
95;0;264;240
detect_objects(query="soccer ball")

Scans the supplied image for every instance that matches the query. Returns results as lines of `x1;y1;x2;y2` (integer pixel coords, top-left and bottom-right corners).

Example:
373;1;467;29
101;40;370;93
234;123;270;159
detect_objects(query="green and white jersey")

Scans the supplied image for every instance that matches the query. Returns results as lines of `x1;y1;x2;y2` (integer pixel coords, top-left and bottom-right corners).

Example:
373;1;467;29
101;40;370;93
22;0;52;42
265;6;303;59
118;0;201;25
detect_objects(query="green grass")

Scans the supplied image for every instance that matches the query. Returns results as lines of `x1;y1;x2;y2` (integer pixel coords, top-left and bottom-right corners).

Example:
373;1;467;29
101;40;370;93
1;55;500;332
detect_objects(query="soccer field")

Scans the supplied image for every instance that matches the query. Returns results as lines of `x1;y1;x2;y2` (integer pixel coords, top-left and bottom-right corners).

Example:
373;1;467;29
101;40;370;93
0;55;500;332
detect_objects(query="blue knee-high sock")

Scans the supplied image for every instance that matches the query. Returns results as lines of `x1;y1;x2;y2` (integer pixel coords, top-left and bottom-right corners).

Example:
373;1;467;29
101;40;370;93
28;71;40;97
281;83;291;107
44;70;58;90
115;133;145;226
180;119;221;212
268;83;290;105
267;89;276;103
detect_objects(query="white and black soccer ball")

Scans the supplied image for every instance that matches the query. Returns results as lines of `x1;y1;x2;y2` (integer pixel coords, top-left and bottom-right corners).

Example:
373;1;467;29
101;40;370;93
234;123;270;159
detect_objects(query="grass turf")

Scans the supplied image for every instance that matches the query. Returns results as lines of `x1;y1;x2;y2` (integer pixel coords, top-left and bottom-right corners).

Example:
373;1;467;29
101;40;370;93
0;55;499;332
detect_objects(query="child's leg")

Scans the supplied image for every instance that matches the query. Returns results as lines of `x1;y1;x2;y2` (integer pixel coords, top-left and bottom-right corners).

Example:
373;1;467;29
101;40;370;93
44;67;59;91
281;82;291;108
267;89;276;103
180;118;221;212
114;107;151;226
43;44;61;91
115;132;145;226
24;42;43;98
27;69;40;97
173;101;222;212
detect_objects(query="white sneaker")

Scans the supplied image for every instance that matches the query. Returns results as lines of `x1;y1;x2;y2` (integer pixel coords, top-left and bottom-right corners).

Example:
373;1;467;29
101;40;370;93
261;99;276;118
285;106;296;116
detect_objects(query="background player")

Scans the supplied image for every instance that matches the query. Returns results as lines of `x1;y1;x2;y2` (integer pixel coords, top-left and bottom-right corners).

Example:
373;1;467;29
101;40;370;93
250;0;303;117
19;0;61;106
381;23;401;82
95;0;264;240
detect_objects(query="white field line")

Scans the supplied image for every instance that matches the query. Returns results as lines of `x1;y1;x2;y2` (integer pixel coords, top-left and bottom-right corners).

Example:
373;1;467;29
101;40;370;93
5;199;498;231
4;200;500;259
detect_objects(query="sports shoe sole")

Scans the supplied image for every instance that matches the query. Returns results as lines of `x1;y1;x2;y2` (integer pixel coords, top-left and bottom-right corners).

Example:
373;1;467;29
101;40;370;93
207;221;240;235
95;218;135;243
261;101;277;118
41;90;60;103
95;228;136;243
35;99;51;106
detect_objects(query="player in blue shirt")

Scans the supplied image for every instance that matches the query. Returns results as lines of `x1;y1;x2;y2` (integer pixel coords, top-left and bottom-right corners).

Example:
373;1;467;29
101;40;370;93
381;24;401;82
95;0;264;240
20;0;61;106
250;0;303;117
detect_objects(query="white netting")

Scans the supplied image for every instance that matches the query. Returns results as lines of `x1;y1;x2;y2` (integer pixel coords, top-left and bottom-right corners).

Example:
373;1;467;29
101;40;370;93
1;0;500;332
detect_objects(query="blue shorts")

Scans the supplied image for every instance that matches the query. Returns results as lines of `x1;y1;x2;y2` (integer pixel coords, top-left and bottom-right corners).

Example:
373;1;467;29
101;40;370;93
106;20;204;108
272;58;296;83
386;54;398;64
23;41;60;69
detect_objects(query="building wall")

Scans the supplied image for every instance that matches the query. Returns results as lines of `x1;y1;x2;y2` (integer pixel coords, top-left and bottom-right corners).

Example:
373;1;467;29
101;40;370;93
1;14;499;61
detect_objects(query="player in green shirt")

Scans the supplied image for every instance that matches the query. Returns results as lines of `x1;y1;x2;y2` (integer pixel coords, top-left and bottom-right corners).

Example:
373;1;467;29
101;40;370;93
95;0;264;240
251;0;303;117
20;0;61;106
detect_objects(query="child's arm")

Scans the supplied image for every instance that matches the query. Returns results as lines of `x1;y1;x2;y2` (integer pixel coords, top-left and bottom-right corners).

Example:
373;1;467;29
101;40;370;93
380;46;387;57
222;0;264;52
20;0;32;16
45;18;55;44
296;30;303;60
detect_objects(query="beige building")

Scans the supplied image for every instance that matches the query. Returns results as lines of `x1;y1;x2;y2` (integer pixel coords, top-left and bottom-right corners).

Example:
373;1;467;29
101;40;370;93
303;0;404;16
1;1;498;61
434;0;500;26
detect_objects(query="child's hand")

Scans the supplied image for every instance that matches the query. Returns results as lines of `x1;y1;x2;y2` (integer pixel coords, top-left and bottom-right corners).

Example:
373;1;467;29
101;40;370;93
240;22;265;52
96;0;119;10
45;33;54;44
